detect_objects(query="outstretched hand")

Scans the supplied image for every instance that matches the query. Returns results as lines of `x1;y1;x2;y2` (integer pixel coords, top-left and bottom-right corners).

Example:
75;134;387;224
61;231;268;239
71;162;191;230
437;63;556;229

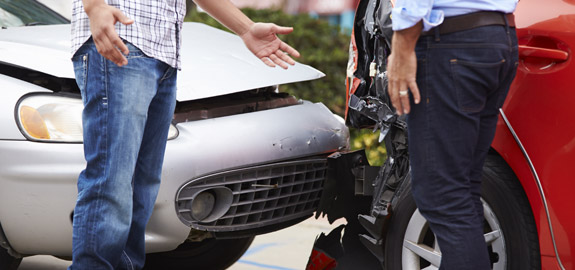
240;23;301;69
85;3;134;66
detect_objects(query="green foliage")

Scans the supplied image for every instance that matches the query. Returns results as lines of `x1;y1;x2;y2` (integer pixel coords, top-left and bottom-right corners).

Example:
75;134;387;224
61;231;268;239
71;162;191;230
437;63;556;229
186;8;386;165
350;129;386;166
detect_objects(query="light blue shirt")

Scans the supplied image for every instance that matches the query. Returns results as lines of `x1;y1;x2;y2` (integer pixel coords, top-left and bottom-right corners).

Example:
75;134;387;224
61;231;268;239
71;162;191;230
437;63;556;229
391;0;519;31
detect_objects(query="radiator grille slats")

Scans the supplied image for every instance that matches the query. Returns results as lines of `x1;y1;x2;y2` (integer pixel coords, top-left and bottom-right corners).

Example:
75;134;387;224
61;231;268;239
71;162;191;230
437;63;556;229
176;158;328;232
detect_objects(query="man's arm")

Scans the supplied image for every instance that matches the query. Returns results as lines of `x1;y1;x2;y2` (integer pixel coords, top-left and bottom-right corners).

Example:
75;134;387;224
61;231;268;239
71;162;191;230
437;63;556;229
386;21;422;115
82;0;134;66
193;0;300;69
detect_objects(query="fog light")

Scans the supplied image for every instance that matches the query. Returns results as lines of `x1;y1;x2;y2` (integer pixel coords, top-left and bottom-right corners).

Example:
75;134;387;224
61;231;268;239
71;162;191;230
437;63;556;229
184;187;233;223
191;191;216;221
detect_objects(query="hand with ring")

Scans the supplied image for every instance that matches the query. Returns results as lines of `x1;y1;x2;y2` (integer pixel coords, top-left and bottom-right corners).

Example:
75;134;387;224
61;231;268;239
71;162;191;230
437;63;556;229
386;25;422;115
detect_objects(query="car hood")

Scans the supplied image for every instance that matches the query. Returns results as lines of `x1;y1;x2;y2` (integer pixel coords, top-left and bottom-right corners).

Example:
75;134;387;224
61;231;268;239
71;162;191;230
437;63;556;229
0;23;324;101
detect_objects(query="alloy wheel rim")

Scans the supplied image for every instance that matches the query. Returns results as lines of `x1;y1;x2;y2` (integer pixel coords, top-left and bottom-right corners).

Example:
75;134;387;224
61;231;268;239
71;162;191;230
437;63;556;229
401;199;506;270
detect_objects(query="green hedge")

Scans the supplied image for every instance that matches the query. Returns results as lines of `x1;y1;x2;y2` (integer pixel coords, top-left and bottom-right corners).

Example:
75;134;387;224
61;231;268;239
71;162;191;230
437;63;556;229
186;8;386;165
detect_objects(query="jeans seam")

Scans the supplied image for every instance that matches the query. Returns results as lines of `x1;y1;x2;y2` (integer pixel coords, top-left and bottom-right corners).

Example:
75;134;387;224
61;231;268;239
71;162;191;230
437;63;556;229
503;15;512;49
160;66;175;82
122;251;134;270
91;53;109;261
423;44;435;174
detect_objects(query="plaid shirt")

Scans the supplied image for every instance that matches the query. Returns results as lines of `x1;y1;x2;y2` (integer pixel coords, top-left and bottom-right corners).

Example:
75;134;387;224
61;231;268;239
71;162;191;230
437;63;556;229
71;0;186;69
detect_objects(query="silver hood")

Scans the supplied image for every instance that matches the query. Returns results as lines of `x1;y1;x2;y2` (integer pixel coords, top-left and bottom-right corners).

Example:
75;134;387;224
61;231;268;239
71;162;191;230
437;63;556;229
0;23;324;101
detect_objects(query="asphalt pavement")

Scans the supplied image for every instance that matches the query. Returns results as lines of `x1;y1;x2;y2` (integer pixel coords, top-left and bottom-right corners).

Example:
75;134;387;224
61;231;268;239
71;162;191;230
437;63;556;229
18;216;346;270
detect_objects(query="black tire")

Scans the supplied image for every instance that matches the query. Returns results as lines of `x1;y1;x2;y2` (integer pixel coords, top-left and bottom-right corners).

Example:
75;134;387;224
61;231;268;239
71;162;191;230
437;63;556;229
384;154;541;270
144;236;254;270
0;247;21;270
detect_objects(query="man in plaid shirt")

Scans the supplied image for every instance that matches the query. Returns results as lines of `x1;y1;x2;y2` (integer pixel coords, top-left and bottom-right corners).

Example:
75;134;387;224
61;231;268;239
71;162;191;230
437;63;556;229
69;1;300;269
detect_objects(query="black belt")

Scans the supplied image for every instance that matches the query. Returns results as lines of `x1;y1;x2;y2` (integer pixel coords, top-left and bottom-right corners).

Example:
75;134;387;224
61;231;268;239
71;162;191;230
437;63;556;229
421;11;515;36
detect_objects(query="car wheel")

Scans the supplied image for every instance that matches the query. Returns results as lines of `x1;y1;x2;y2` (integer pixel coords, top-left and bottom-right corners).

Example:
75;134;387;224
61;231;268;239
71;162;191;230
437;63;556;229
384;154;541;269
0;247;21;270
144;236;254;270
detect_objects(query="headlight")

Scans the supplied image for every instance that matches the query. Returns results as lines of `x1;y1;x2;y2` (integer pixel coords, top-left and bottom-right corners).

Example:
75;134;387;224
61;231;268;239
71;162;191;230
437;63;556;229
17;94;179;142
167;123;179;140
17;95;84;142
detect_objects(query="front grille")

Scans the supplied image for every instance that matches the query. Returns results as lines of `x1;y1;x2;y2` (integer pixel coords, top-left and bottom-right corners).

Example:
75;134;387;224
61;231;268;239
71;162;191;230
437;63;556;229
176;158;328;232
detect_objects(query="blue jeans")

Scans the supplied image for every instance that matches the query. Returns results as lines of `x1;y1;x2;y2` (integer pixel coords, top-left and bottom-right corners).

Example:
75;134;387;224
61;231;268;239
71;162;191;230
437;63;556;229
408;25;518;270
69;40;177;270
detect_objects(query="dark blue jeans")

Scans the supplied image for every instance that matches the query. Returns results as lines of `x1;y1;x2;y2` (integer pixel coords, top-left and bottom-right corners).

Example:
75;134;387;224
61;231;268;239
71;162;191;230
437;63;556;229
69;40;177;270
407;25;518;270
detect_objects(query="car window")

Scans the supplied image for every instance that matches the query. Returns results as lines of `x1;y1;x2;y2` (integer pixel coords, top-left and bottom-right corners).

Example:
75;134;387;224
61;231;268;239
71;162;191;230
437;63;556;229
0;0;68;27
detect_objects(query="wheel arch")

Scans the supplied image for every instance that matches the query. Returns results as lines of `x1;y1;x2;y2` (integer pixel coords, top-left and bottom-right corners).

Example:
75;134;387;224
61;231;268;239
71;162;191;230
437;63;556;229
491;112;563;268
0;222;21;258
0;221;22;270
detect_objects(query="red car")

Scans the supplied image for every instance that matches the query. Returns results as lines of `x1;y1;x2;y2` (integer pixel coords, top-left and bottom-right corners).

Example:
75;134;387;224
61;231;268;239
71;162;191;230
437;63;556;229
337;0;575;269
491;0;575;268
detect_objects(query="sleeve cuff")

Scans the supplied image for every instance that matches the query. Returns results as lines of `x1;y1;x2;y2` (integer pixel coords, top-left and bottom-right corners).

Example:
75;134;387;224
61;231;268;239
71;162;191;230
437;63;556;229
391;7;444;32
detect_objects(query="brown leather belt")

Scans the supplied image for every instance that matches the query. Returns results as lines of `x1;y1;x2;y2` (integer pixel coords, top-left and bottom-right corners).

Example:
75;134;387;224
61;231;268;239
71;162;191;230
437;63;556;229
421;11;515;36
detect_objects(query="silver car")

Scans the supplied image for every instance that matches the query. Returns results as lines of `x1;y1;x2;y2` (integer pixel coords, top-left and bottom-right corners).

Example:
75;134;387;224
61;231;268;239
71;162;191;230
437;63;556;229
0;1;349;269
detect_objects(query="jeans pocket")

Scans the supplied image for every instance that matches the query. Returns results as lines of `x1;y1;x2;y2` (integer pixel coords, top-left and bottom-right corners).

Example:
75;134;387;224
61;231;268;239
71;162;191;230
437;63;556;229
124;42;150;60
72;53;89;104
450;58;506;113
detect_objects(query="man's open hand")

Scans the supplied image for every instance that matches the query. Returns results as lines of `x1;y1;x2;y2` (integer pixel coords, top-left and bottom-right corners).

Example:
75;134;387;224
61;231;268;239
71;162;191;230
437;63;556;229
240;23;301;69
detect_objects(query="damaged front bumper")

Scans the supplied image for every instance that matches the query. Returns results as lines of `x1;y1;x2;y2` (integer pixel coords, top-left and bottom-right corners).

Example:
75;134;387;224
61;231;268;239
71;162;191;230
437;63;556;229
0;101;349;256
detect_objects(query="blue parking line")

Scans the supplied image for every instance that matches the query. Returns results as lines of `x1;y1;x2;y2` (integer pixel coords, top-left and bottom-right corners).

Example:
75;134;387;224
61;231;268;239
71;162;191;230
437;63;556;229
242;243;279;256
237;243;300;270
237;259;298;270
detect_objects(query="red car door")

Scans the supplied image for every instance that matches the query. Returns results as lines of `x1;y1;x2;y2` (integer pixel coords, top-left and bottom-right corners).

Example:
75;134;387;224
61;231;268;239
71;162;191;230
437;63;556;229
492;0;575;268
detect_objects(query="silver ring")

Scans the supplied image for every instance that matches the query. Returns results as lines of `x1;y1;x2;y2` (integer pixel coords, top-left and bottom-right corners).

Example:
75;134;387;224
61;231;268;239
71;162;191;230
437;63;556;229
399;90;408;96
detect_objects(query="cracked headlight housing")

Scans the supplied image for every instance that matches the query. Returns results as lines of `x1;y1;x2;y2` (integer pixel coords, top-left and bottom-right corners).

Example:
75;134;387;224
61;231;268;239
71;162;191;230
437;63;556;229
16;94;179;142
